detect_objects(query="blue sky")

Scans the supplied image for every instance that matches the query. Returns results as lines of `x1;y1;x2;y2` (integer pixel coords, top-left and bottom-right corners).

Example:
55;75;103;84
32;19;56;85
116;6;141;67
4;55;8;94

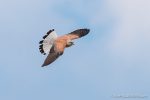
0;0;150;100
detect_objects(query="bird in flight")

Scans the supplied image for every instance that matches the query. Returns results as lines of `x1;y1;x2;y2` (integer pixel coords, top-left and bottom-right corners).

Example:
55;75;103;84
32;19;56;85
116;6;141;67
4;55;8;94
39;28;90;67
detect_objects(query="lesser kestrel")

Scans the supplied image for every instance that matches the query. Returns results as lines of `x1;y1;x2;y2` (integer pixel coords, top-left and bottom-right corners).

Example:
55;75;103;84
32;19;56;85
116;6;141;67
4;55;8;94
39;28;90;67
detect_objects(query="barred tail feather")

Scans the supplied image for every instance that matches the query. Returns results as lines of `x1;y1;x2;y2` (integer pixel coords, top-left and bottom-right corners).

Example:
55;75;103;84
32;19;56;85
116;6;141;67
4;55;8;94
39;29;57;55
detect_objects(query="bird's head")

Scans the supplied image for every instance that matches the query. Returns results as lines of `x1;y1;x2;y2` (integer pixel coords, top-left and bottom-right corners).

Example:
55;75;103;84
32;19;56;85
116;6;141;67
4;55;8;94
66;41;74;47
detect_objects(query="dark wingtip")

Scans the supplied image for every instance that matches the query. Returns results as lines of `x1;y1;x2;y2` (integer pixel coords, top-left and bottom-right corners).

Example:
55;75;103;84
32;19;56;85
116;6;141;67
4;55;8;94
83;28;90;33
86;28;90;33
41;63;48;67
41;63;46;67
41;64;45;67
78;28;90;37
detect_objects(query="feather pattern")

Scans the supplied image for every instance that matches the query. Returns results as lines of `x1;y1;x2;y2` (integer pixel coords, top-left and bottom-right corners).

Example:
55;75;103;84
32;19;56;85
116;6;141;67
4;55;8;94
39;28;90;67
66;28;90;40
39;29;57;55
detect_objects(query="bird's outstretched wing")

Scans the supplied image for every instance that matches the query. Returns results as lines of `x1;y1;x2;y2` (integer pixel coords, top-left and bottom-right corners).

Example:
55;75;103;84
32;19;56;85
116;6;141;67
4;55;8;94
66;28;90;40
41;52;60;67
41;39;66;67
39;29;57;55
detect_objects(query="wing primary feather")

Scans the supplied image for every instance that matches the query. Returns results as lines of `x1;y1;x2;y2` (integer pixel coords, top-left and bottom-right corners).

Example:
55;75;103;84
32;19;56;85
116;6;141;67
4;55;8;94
67;28;90;40
41;52;60;67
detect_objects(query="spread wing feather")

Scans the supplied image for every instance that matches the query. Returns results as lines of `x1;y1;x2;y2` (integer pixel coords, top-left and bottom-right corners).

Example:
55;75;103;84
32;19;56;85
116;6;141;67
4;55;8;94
41;52;60;67
41;39;66;67
66;28;90;40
